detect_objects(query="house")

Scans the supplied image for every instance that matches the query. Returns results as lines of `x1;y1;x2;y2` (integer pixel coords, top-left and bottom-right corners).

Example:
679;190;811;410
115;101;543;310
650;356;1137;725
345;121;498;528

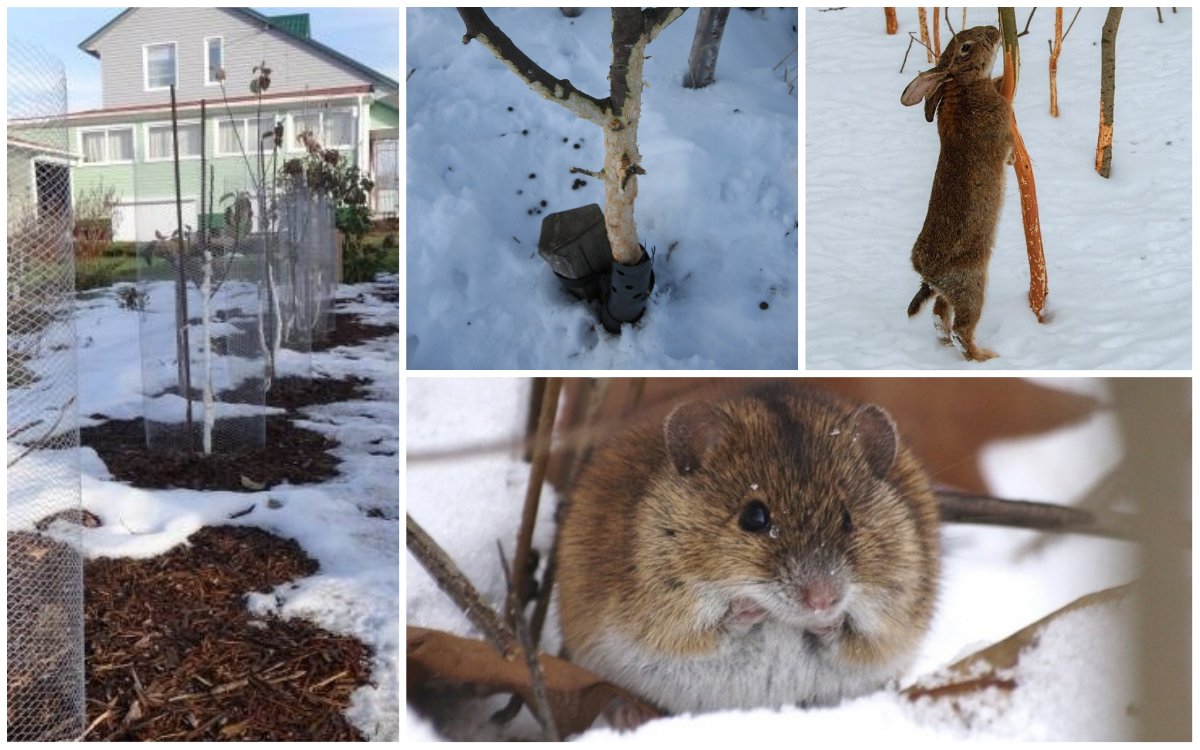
7;135;77;230
11;7;398;242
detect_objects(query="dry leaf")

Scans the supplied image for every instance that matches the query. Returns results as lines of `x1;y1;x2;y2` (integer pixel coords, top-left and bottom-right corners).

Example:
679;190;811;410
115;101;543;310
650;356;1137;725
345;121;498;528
903;584;1132;710
407;626;659;736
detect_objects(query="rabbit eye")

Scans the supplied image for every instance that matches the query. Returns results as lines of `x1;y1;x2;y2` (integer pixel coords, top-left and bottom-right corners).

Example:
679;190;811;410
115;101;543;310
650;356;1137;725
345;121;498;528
959;42;973;55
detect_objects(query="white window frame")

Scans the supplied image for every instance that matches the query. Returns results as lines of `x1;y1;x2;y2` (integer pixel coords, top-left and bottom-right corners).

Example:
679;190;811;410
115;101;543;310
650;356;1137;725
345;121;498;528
77;126;136;166
214;115;281;157
288;108;357;152
144;120;202;163
143;41;178;92
204;36;224;86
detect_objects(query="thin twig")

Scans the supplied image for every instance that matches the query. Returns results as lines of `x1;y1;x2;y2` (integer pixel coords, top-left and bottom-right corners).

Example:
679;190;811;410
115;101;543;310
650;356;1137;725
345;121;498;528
405;513;518;657
1062;7;1083;42
901;31;933;74
497;543;560;741
943;5;956;37
935;489;1134;540
1017;7;1037;38
568;166;604;179
510;378;562;612
7;396;76;468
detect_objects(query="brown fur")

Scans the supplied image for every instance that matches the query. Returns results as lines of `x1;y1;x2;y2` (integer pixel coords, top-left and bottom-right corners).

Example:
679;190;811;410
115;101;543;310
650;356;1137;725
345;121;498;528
901;26;1013;362
556;383;941;685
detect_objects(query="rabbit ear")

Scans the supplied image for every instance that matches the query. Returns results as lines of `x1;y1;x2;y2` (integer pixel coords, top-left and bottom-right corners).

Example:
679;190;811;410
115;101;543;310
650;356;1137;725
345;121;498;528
901;69;950;123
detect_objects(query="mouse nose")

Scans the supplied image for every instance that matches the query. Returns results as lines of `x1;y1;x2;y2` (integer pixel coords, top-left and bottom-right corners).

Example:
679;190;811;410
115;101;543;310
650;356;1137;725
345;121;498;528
799;578;843;612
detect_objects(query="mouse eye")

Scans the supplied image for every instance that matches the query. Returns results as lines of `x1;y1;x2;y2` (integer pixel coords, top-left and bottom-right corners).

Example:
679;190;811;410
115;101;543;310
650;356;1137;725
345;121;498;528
739;500;771;533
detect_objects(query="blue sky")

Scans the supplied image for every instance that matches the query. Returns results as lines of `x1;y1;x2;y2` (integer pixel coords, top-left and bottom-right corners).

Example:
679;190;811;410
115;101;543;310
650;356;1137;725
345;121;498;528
7;7;400;113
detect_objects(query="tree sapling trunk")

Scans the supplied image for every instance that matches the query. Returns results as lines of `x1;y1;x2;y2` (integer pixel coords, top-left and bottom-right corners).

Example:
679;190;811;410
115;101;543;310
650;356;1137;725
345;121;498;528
999;8;1049;322
683;8;731;89
1096;8;1122;178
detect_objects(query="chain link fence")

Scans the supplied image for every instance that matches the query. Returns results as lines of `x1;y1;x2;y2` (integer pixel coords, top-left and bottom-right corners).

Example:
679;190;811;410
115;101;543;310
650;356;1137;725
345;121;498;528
6;40;85;742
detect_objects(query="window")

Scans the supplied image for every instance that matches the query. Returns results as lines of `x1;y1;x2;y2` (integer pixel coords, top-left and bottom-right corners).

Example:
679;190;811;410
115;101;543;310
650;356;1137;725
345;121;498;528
146;122;201;161
291;110;356;150
216;116;279;156
144;42;177;90
80;127;134;164
204;37;223;85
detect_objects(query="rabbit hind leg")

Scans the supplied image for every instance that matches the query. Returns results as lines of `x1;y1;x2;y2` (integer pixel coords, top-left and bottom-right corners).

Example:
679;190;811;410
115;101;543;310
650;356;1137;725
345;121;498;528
932;295;953;345
945;287;996;362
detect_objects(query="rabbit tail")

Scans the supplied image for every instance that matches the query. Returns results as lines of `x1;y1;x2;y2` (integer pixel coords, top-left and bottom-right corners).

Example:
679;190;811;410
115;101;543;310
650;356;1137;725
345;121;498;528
907;282;934;317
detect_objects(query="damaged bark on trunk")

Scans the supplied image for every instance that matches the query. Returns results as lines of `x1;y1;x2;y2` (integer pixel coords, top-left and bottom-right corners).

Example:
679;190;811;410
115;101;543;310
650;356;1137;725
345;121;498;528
458;7;684;266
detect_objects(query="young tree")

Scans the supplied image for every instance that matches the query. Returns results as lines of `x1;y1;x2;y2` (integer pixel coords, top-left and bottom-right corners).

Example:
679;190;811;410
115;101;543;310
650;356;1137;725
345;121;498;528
1095;8;1122;178
683;8;731;89
885;7;898;35
998;8;1048;322
458;8;684;269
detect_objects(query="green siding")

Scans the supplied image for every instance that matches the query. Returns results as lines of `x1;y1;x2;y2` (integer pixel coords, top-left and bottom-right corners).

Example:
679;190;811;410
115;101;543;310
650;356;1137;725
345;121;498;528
370;102;398;130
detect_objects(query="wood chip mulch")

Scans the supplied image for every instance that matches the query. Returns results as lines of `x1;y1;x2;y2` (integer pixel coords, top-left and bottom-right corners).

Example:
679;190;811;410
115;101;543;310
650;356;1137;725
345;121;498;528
79;416;340;492
266;376;372;411
310;313;398;352
84;525;372;741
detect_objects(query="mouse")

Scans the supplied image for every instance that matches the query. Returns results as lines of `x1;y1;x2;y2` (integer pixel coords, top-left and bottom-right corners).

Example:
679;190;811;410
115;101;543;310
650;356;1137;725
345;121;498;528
555;382;941;718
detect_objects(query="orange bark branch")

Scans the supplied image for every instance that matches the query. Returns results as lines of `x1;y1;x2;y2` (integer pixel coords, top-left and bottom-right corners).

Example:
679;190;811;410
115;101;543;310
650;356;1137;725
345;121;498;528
1049;8;1062;117
932;7;941;56
918;8;933;63
885;7;898;35
1001;38;1048;322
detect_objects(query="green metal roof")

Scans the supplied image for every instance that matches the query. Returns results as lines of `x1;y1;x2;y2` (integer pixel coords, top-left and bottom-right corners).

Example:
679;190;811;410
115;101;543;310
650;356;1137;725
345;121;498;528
267;13;310;40
78;8;396;91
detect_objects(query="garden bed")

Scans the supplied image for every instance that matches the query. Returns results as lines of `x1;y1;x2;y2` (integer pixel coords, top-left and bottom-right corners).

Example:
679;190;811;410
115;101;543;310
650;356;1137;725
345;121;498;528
83;525;371;741
79;416;340;491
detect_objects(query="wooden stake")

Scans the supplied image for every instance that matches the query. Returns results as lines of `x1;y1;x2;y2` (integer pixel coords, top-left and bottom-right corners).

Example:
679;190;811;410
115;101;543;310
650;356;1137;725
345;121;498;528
169;85;194;452
885;7;898;35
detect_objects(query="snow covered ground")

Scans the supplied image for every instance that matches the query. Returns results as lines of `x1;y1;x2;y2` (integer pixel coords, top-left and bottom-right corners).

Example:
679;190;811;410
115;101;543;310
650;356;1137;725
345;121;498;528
29;277;401;740
407;8;798;369
406;378;1143;741
806;7;1191;369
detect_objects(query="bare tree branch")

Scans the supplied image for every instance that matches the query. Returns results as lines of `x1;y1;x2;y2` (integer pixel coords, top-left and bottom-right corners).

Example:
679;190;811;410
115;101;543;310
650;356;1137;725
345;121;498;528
458;8;611;126
935;488;1134;540
1062;7;1083;42
406;513;519;657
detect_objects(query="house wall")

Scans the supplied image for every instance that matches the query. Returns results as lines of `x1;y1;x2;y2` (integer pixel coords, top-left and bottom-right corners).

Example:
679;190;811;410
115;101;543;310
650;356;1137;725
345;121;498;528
7;148;37;228
70;107;366;242
88;7;379;109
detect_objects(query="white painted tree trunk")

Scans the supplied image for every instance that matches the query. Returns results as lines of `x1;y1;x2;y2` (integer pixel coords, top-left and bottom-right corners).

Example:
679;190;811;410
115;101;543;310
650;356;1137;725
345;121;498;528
602;124;643;264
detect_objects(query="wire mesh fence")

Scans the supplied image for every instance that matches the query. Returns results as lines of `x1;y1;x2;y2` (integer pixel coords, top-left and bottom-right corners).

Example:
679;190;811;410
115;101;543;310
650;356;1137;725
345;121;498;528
133;98;342;454
137;232;269;454
6;40;85;742
277;184;337;349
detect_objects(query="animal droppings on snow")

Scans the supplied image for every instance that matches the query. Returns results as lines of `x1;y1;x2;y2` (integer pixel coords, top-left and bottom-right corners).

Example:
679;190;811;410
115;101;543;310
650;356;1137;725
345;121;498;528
408;8;797;368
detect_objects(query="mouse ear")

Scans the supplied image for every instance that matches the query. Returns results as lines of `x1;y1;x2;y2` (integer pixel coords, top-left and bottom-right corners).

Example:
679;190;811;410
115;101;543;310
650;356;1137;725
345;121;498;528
663;401;731;475
850;405;898;479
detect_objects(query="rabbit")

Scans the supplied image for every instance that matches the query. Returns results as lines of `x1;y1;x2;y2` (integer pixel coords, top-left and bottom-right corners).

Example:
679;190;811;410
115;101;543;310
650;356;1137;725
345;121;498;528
900;26;1013;362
